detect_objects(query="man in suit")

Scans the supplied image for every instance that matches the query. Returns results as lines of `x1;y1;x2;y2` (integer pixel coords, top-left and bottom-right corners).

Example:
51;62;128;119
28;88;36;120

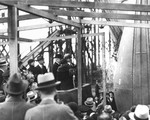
28;59;36;77
52;53;63;90
52;53;63;81
35;55;48;82
25;72;78;120
0;73;34;120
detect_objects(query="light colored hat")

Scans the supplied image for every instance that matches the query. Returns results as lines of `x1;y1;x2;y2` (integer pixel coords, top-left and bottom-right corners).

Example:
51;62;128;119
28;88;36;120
64;53;71;59
129;104;150;120
27;91;38;101
103;105;115;114
35;72;61;90
84;97;94;107
0;58;7;66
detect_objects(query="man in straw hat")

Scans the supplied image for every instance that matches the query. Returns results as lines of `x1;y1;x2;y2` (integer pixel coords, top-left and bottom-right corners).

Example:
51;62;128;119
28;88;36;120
25;72;78;120
0;73;34;120
129;104;150;120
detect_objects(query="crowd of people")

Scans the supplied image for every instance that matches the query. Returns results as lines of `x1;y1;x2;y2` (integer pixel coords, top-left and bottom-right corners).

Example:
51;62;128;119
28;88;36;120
0;55;150;120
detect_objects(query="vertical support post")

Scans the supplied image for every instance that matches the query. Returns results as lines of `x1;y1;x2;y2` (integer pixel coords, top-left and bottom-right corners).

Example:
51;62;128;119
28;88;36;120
102;32;106;106
49;42;53;72
77;26;82;105
17;9;20;57
8;6;18;75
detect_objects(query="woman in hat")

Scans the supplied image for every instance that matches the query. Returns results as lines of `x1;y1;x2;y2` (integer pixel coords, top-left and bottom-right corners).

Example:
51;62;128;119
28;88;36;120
57;53;76;90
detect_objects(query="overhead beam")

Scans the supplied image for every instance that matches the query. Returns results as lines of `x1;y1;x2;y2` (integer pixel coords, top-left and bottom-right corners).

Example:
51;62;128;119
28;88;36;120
1;19;150;35
33;33;103;42
81;20;150;29
0;35;33;42
1;9;150;24
14;1;150;12
47;9;150;21
0;22;63;33
0;2;81;28
0;14;39;23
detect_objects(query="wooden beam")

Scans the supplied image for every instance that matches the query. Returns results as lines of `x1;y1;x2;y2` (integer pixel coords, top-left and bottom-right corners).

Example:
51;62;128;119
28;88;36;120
18;22;63;31
0;2;81;28
81;20;150;29
77;27;82;105
33;33;104;42
0;22;63;33
0;14;38;23
0;35;33;42
47;9;150;21
1;19;150;35
8;6;18;75
12;1;150;12
1;9;150;24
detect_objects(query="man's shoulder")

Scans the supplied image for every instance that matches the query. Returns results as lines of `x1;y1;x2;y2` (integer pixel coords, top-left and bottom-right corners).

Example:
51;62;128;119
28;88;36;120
26;105;41;114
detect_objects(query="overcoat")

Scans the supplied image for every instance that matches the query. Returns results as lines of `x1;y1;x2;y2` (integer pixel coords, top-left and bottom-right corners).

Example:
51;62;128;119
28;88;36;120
0;97;34;120
25;98;78;120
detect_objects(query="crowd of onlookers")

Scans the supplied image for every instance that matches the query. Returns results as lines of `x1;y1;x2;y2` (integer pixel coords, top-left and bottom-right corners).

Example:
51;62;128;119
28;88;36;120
0;55;150;120
0;69;150;120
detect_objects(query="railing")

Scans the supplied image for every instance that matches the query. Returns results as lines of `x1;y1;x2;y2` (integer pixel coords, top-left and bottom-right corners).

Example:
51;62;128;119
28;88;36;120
20;29;59;66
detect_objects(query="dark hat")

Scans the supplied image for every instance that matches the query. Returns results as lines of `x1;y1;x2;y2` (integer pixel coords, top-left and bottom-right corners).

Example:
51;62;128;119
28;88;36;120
64;53;71;59
78;105;90;113
37;56;44;61
54;54;63;59
4;73;29;95
35;72;61;90
67;102;78;113
0;58;7;67
28;59;34;64
84;97;94;107
103;105;115;114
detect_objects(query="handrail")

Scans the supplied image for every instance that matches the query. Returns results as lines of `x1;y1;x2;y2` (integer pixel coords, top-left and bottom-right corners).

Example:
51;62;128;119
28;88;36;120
20;29;59;66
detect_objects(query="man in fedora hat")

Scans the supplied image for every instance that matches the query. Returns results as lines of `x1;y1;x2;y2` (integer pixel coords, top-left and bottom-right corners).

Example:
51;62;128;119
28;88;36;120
0;73;34;120
25;72;78;120
52;53;63;80
84;97;95;116
52;53;63;90
35;55;48;82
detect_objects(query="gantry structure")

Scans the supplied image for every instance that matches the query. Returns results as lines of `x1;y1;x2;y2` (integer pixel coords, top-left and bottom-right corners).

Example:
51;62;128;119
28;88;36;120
0;0;150;106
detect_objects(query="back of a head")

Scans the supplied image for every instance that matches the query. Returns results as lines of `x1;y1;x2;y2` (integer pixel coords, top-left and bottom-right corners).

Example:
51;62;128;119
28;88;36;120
67;102;78;113
97;112;113;120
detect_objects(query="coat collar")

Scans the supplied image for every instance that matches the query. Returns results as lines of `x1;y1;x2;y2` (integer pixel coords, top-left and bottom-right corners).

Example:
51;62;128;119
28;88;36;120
40;98;56;105
5;96;25;102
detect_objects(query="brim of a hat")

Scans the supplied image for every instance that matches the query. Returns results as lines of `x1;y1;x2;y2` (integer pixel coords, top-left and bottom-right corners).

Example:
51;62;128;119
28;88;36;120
129;112;150;120
35;81;61;90
84;101;94;107
0;63;8;67
4;80;29;95
30;93;38;101
103;109;115;114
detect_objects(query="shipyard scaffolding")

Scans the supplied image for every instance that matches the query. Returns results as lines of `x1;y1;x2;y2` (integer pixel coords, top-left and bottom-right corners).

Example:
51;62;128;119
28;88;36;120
0;0;150;112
